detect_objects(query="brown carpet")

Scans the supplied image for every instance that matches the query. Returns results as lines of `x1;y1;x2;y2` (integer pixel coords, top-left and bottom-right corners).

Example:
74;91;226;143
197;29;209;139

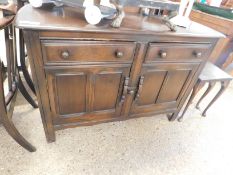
0;82;233;175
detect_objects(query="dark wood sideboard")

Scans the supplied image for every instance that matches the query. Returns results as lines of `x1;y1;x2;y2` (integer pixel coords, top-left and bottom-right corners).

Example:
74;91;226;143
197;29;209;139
15;5;223;142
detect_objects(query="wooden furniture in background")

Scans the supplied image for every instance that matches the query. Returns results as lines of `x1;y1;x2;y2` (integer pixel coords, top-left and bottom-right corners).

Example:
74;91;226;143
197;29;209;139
178;62;232;121
190;9;233;74
15;5;222;142
172;0;233;7
0;2;36;152
221;0;233;7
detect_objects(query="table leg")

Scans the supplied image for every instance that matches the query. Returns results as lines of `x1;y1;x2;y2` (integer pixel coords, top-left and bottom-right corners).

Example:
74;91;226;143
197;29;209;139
196;81;216;110
177;80;203;122
202;81;230;117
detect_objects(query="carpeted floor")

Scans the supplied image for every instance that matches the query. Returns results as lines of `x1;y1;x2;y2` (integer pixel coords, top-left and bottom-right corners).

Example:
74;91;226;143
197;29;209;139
0;81;233;175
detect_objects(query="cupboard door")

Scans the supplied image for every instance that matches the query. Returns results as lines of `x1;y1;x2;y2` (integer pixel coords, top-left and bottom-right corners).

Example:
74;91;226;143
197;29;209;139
45;64;130;125
130;62;200;116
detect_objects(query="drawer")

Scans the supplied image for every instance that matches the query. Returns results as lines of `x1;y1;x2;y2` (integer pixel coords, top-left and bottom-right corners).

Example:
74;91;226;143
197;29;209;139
145;43;212;62
41;40;136;64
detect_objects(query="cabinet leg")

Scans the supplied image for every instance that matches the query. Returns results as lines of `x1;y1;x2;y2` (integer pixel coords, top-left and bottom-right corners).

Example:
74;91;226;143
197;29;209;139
202;81;230;117
46;132;56;143
43;123;56;143
178;80;203;122
196;82;216;110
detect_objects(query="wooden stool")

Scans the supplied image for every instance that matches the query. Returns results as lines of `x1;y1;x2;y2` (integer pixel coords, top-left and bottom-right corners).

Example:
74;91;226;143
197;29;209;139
0;2;36;152
178;62;233;122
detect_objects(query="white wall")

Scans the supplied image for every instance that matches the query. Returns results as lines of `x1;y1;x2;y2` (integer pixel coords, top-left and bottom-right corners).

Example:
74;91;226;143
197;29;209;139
0;29;7;65
0;29;21;66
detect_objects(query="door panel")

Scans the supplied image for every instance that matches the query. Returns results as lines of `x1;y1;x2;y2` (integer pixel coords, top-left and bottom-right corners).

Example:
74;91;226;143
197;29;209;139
45;65;130;124
130;62;200;115
138;70;167;106
56;73;87;115
156;70;191;103
93;72;122;111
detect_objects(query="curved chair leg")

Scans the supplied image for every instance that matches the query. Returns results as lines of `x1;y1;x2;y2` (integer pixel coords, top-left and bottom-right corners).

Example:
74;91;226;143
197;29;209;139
178;80;203;122
196;82;216;110
202;81;230;117
0;65;36;152
0;91;36;152
17;74;38;108
19;29;36;95
13;26;37;109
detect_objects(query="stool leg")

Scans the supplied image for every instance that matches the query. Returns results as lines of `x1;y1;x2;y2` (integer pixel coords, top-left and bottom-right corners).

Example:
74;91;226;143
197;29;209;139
196;82;216;110
202;81;230;117
178;80;203;122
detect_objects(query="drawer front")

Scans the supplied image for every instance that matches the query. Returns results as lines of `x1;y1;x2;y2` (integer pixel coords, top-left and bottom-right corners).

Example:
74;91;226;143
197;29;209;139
145;43;212;62
41;40;136;64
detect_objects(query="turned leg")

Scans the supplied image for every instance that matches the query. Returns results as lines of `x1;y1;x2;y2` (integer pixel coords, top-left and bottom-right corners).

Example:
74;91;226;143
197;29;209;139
196;81;216;110
202;81;230;117
178;80;203;122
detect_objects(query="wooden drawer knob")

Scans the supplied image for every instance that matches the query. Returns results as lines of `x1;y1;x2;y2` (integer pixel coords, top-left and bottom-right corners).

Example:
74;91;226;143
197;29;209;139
194;51;202;58
61;51;70;59
115;51;124;58
159;51;167;58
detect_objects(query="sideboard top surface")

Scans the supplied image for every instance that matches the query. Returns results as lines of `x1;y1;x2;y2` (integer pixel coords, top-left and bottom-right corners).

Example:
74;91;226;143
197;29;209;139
15;5;224;39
